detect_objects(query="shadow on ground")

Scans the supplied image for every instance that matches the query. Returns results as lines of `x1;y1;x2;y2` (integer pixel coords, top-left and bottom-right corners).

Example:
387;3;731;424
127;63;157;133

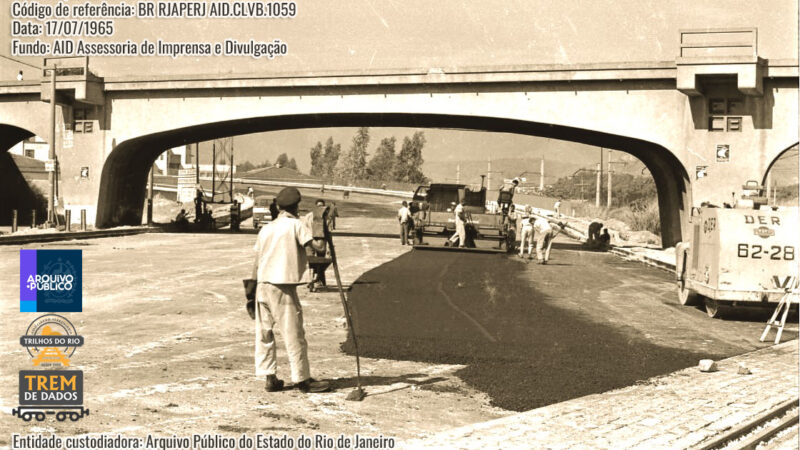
341;250;742;412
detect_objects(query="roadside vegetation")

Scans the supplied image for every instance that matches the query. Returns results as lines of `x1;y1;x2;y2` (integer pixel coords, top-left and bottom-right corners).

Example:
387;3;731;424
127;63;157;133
309;127;428;187
545;172;661;237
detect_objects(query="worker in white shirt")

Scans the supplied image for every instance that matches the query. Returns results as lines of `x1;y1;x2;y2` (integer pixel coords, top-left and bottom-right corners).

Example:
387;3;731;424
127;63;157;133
533;218;565;264
554;199;562;217
251;187;330;394
518;206;535;259
397;201;411;245
497;178;520;216
446;200;466;248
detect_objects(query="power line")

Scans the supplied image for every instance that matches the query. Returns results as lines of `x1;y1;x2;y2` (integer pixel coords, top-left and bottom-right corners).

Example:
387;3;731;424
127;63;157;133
0;54;42;70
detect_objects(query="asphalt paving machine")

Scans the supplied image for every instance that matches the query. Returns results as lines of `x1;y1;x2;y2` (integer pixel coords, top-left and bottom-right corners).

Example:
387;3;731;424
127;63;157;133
676;180;798;318
410;182;510;253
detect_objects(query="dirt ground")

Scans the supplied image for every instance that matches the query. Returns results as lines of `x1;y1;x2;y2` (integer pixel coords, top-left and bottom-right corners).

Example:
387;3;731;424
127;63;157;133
0;231;509;445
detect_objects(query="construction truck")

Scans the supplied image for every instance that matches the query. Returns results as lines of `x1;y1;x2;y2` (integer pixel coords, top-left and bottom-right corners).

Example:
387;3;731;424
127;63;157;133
411;182;508;250
676;181;798;318
252;195;273;229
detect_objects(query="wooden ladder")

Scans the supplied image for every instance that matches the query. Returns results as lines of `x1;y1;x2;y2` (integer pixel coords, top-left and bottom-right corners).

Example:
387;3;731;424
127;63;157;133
760;276;799;344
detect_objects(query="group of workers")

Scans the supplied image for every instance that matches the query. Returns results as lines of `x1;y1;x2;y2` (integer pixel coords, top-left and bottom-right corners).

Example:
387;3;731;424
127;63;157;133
396;200;427;246
584;221;611;250
507;204;565;264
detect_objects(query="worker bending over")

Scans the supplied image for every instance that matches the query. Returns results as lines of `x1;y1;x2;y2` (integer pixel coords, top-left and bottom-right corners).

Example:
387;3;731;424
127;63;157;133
533;217;565;264
251;187;330;394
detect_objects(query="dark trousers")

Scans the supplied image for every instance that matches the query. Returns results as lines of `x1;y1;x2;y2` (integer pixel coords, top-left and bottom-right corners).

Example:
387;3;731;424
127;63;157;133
400;222;409;245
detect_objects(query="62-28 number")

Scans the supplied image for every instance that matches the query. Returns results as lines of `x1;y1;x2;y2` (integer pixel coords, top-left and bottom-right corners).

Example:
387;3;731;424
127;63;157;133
737;244;795;260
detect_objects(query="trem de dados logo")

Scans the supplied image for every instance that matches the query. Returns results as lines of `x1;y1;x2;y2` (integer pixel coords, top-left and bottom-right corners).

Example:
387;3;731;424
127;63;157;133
14;315;89;422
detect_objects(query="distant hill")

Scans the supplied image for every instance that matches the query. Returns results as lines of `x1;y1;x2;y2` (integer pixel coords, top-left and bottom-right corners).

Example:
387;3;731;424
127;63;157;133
423;154;648;187
241;166;320;182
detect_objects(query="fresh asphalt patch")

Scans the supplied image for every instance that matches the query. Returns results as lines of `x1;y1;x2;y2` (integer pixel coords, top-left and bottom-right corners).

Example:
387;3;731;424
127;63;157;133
343;249;717;412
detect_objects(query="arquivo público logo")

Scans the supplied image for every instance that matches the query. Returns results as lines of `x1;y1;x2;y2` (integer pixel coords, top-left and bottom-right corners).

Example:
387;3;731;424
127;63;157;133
20;314;84;367
20;249;82;312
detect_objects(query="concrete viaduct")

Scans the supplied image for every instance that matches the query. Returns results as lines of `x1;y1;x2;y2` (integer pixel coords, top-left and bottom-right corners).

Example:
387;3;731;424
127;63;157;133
0;29;797;247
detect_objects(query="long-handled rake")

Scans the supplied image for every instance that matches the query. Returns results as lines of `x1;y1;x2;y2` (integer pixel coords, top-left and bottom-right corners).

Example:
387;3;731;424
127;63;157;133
324;231;366;401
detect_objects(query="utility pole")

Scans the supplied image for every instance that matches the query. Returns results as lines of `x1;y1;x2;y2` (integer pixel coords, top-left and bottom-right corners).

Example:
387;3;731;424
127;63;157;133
539;157;545;191
195;142;200;185
599;148;604;208
487;157;492;191
47;64;57;226
211;141;216;202
147;164;154;225
229;138;235;202
607;150;613;207
576;175;588;201
595;163;602;207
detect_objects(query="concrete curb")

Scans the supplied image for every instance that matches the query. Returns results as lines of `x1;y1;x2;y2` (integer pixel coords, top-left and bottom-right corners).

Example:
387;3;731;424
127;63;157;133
0;227;154;246
609;247;676;273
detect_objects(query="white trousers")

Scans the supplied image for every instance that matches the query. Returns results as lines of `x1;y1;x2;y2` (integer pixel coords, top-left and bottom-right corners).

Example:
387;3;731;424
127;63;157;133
536;232;554;262
448;220;466;246
255;283;310;383
519;225;534;256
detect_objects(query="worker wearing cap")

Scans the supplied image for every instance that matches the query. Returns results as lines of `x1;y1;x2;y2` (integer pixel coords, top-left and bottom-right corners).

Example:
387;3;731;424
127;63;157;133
518;206;535;259
533;217;564;264
251;187;330;393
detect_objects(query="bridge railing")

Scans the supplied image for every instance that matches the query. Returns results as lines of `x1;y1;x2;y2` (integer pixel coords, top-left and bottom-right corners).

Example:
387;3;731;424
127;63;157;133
154;176;414;199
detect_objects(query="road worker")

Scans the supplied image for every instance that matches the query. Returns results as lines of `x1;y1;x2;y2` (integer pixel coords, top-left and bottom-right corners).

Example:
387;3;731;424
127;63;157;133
251;187;330;394
518;206;535;259
397;201;411;246
446;199;466;248
497;178;520;217
533;218;564;264
305;199;329;289
230;199;241;231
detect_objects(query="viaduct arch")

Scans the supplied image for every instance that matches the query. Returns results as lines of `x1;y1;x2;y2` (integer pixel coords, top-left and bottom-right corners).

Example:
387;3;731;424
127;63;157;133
96;113;690;246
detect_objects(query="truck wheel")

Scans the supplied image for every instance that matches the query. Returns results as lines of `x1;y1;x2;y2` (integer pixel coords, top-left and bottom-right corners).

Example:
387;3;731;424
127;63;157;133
677;280;700;306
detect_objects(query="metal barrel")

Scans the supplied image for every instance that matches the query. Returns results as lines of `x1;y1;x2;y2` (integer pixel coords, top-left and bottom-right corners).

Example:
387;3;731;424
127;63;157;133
80;209;87;231
12;210;18;233
65;209;71;232
31;210;36;228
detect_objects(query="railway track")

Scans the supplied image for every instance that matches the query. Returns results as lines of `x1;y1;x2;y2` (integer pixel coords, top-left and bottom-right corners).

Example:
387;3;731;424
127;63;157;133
695;397;799;450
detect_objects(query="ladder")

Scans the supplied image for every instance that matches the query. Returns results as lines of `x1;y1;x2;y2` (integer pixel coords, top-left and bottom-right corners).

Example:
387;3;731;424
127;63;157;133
760;276;799;344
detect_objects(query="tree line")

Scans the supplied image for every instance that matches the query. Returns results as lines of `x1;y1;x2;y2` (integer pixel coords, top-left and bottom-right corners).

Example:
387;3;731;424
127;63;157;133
309;127;428;184
236;153;298;173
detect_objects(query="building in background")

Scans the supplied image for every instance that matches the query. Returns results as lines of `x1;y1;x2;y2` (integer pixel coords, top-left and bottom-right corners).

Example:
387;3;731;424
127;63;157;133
154;145;236;177
9;136;48;161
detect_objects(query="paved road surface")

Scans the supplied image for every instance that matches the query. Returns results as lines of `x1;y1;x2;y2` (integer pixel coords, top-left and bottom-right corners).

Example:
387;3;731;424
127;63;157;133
344;236;789;411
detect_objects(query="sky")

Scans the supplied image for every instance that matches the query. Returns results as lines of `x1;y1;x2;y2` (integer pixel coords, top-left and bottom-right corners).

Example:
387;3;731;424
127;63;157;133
2;0;798;176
